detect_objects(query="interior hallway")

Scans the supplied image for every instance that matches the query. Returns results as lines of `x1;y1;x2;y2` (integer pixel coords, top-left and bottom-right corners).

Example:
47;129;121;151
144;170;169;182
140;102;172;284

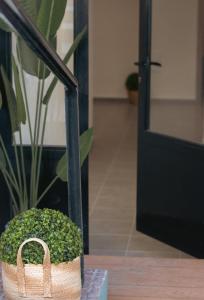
89;99;191;258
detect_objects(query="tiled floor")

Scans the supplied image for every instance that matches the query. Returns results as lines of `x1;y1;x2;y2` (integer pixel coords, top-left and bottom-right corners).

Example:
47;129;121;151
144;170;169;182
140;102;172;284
89;99;191;258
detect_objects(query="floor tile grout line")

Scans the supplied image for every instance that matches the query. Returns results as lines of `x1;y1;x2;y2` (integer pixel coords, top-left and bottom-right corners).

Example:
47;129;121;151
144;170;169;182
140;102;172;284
89;103;139;255
90;249;183;256
89;138;126;216
89;102;183;258
89;115;135;218
90;249;126;256
90;233;132;237
125;213;136;256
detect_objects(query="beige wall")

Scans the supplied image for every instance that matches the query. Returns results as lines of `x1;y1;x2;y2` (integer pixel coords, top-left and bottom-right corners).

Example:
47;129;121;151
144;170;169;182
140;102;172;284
89;0;94;126
196;0;204;103
91;0;139;99
91;0;199;101
151;0;198;100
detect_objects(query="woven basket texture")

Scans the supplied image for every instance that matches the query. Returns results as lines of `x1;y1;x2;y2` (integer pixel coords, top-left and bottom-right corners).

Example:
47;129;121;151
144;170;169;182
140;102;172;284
1;238;81;300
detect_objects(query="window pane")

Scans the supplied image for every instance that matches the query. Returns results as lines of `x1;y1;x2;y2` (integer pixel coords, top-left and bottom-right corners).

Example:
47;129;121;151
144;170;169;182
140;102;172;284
150;0;204;144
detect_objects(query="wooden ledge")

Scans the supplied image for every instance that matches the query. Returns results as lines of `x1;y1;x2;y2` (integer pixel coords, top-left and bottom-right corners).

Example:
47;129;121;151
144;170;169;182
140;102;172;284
85;255;204;299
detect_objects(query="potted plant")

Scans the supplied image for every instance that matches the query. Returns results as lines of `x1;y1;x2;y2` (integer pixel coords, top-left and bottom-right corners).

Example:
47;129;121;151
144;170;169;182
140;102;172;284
125;73;139;105
0;2;92;299
0;208;83;299
0;0;93;215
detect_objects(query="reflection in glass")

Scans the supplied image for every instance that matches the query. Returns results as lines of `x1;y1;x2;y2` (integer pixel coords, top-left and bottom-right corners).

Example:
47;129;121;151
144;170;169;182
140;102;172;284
150;0;204;144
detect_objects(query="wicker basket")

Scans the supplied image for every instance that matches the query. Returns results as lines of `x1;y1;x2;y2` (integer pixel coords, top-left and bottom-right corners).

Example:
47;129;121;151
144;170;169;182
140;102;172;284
1;238;81;300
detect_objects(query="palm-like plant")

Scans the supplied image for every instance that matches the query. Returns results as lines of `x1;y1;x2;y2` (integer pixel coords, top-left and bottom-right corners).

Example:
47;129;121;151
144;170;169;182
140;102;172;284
0;0;93;214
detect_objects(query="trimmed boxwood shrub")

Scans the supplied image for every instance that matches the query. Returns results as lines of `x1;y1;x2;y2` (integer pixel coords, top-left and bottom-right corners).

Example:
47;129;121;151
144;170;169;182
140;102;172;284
0;208;83;265
125;73;139;91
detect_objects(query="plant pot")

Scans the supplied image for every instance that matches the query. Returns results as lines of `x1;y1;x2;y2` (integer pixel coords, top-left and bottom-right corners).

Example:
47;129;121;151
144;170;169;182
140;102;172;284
127;90;139;105
2;238;81;300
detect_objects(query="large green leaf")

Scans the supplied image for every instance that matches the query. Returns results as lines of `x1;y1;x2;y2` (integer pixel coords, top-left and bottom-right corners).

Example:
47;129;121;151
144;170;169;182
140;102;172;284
17;39;38;77
12;56;26;124
15;0;62;79
80;128;94;166
43;27;87;105
17;35;56;79
1;0;58;77
0;148;6;171
0;0;39;32
18;0;39;22
37;0;67;37
0;0;67;35
1;66;19;133
0;18;12;32
56;128;94;182
0;0;67;79
56;152;67;182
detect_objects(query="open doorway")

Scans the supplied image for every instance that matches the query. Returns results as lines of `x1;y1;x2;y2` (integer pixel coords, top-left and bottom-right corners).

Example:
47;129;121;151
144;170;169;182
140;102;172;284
88;0;139;256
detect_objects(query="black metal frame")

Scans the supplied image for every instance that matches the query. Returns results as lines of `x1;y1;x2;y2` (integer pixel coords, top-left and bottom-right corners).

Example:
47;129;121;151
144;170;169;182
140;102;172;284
0;28;12;230
0;0;83;244
74;0;89;254
137;0;151;227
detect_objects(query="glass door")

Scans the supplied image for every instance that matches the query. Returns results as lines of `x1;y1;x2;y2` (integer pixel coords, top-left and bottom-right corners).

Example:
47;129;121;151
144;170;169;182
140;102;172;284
137;0;204;257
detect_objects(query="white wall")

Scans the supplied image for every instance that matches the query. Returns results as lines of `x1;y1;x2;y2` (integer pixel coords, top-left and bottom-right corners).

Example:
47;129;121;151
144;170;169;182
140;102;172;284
16;1;74;146
91;0;139;99
44;1;74;145
151;0;198;100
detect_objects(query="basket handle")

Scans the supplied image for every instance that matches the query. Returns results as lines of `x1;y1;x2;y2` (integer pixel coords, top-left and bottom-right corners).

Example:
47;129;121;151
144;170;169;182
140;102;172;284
17;238;52;298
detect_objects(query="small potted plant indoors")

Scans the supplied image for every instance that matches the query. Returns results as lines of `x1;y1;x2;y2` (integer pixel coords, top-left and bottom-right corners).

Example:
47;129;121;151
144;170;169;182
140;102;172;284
0;208;83;299
125;73;139;105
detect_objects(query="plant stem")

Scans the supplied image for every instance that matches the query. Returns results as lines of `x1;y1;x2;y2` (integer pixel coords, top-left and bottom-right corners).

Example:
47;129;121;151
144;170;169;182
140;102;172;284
4;169;21;199
17;48;35;209
33;0;55;207
3;172;19;215
30;61;44;206
31;70;46;207
12;136;24;211
0;132;23;213
18;52;34;148
35;104;48;206
18;129;28;210
34;65;42;146
36;164;67;207
36;175;59;206
35;73;46;148
0;135;19;190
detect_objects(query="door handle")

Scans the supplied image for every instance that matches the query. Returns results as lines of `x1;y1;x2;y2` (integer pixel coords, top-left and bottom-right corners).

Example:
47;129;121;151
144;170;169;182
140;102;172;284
134;61;162;67
150;61;162;67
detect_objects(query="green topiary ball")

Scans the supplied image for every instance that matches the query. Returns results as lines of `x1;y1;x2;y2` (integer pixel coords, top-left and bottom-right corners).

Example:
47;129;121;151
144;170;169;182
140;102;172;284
0;208;83;265
125;73;139;91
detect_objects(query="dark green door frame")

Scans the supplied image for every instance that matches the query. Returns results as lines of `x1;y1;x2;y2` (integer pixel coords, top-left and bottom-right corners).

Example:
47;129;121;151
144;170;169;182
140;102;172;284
0;29;12;231
74;0;89;255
